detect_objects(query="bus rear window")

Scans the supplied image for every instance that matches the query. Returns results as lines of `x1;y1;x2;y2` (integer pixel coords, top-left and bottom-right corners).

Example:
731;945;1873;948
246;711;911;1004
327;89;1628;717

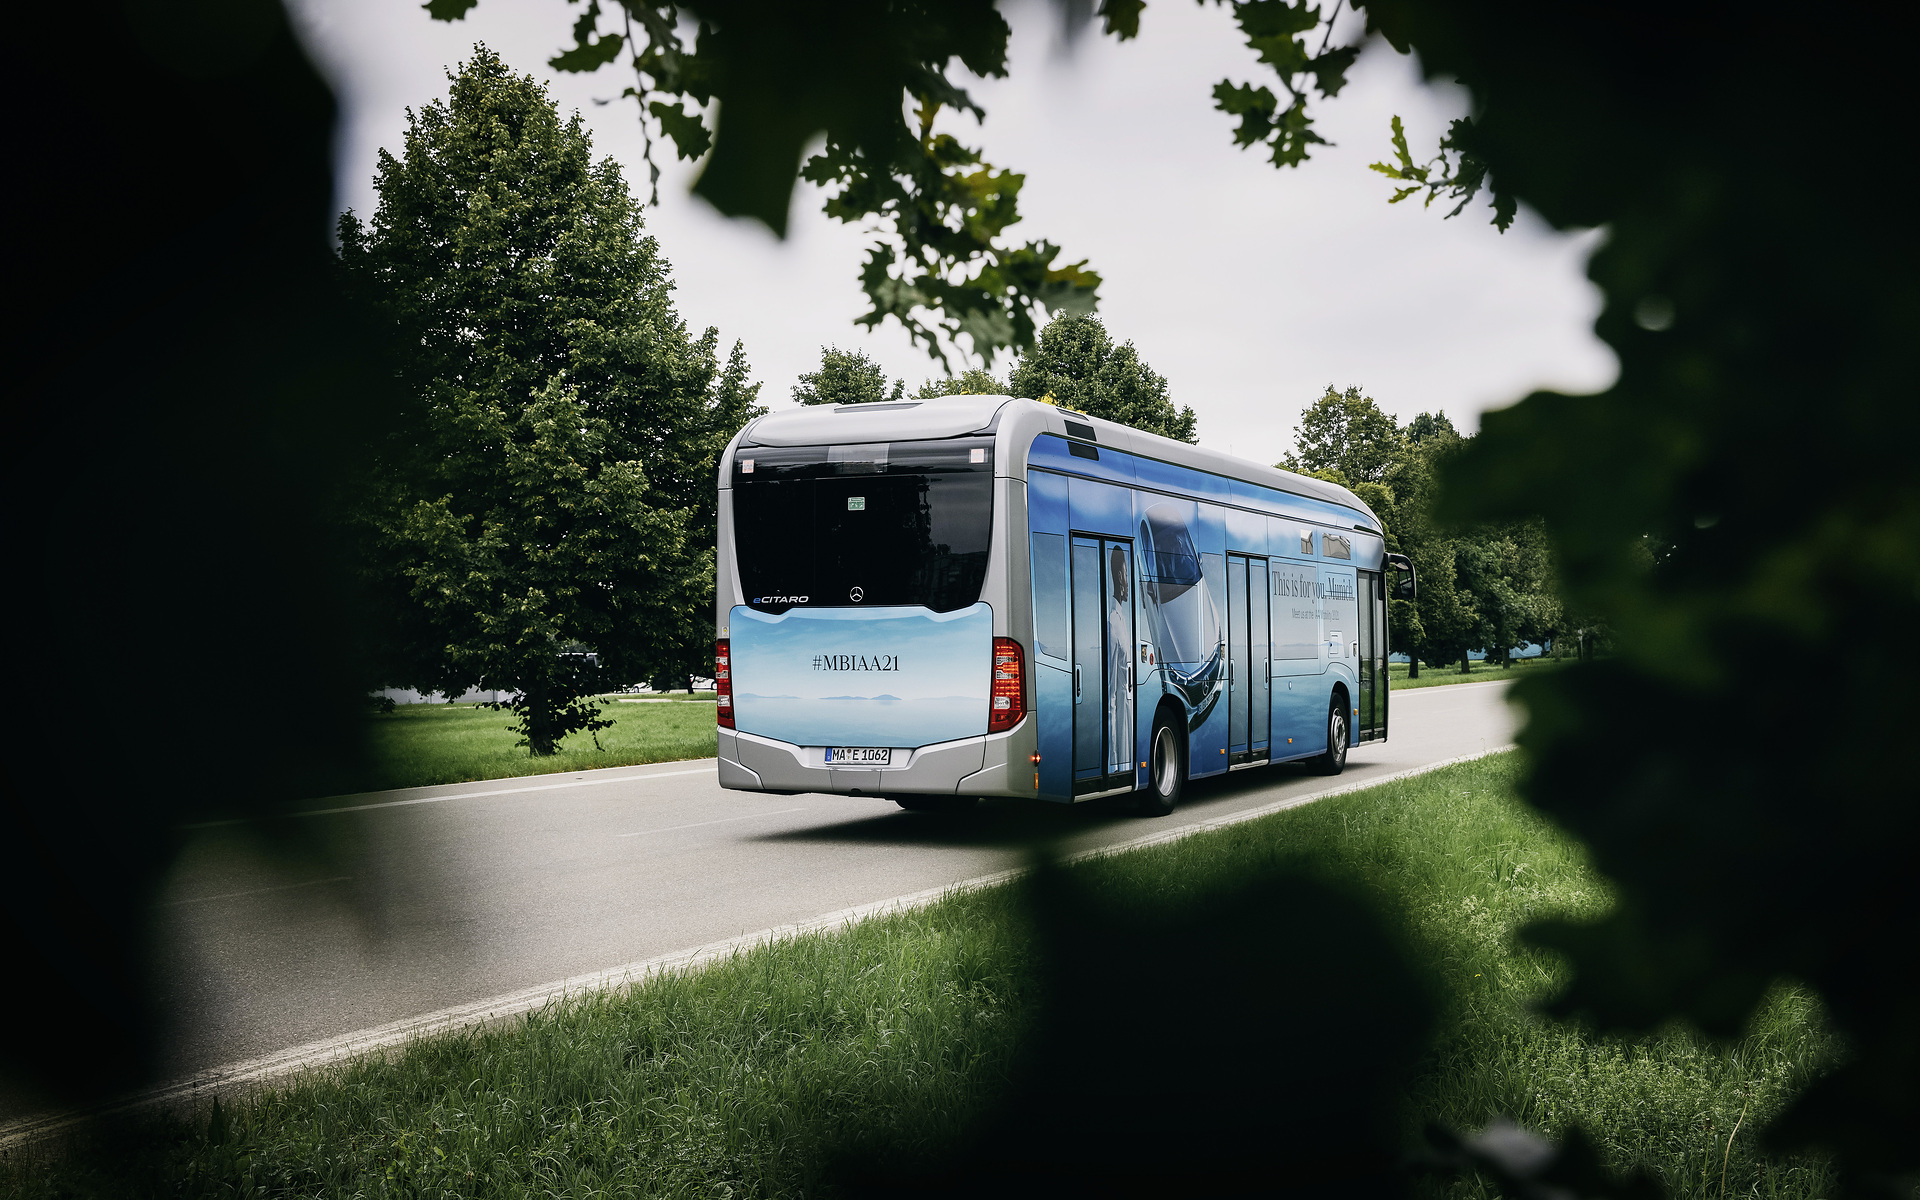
731;439;994;612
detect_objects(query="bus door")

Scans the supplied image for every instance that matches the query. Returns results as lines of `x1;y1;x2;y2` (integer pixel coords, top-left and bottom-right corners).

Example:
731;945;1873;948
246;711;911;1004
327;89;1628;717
1071;535;1135;793
1356;569;1387;742
1226;553;1271;765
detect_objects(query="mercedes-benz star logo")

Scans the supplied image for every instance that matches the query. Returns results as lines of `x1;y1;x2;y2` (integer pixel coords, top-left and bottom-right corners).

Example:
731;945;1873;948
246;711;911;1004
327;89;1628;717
850;586;865;603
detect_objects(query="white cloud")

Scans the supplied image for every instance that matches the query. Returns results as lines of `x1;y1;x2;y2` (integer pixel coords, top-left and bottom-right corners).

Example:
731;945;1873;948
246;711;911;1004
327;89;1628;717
289;0;1616;462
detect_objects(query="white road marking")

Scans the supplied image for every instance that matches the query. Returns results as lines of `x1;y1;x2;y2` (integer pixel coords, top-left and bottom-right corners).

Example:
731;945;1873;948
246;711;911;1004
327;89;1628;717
163;877;354;907
616;808;807;837
2;744;1513;1151
181;764;719;829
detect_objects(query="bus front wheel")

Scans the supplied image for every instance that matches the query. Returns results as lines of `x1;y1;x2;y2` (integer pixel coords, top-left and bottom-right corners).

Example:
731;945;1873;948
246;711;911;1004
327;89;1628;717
1313;699;1349;776
1138;711;1185;817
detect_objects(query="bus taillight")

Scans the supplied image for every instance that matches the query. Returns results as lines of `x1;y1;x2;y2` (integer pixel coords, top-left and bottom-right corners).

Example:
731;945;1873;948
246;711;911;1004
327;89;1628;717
715;638;734;729
988;637;1025;733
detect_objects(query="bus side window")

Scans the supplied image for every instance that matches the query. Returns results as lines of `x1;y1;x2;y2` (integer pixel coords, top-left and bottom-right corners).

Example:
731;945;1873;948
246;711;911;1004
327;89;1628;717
1031;532;1069;660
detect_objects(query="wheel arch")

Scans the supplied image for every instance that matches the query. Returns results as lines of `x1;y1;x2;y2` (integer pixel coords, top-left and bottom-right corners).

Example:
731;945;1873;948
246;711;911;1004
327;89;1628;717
1153;694;1188;736
1151;695;1189;773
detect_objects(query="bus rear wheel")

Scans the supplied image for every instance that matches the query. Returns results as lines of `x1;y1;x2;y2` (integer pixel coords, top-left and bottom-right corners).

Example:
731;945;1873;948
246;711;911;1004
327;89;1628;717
1137;711;1185;817
1312;699;1349;776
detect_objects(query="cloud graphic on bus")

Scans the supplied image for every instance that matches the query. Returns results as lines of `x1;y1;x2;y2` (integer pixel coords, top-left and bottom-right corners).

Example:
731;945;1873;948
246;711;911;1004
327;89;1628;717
1138;502;1224;729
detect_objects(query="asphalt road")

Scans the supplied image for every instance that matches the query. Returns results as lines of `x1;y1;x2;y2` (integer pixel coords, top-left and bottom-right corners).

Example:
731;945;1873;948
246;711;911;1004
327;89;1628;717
143;679;1516;1087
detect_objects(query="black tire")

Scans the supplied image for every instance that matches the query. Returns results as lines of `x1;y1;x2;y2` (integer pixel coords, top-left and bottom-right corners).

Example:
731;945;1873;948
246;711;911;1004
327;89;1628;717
1312;697;1349;775
894;794;979;813
1137;709;1186;816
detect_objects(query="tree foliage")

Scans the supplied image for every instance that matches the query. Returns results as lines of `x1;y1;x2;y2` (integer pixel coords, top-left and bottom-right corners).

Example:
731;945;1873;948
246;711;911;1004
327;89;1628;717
1368;113;1515;231
1282;384;1405;483
1008;314;1198;443
792;346;906;406
430;0;1371;370
1373;434;1477;676
436;0;1105;368
338;48;760;753
5;0;397;1101
916;368;1008;398
1284;398;1561;678
1359;0;1920;1178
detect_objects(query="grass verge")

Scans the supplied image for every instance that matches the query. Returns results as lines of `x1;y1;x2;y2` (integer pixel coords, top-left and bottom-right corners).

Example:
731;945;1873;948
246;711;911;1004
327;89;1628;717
1392;656;1561;689
354;695;719;794
2;755;1836;1198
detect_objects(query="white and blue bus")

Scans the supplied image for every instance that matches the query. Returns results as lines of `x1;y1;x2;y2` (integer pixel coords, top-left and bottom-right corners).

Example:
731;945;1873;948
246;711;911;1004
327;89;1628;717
714;395;1413;814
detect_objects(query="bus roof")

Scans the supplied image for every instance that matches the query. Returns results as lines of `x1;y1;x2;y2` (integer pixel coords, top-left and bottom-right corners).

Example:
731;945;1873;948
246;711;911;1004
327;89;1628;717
733;395;1380;531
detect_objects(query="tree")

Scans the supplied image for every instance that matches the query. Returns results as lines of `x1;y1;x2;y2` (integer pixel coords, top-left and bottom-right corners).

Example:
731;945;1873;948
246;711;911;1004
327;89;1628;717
1282;385;1405;484
649;339;766;692
1283;399;1479;680
793;346;905;405
1405;409;1458;445
338;48;757;754
1452;522;1559;670
1370;442;1474;681
916;368;1008;398
1008;314;1198;442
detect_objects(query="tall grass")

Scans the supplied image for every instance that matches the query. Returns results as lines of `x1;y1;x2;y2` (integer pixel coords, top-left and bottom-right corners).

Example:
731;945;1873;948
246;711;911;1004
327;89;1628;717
1;755;1837;1198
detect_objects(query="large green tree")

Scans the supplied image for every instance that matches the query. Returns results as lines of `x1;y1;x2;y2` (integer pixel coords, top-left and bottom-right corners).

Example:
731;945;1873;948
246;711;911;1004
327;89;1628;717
1008;314;1197;442
338;48;758;754
1282;385;1405;484
792;346;905;405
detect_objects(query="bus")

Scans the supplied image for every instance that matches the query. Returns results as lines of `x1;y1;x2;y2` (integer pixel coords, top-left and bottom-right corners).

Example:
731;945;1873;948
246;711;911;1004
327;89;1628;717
713;395;1413;815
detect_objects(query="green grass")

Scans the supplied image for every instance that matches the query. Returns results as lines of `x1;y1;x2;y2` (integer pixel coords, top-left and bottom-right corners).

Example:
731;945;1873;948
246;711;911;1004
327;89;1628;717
355;695;720;793
1392;655;1563;689
2;755;1837;1198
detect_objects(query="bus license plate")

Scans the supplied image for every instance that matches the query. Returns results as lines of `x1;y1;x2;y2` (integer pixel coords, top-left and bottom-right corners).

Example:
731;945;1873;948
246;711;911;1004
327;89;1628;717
825;746;891;765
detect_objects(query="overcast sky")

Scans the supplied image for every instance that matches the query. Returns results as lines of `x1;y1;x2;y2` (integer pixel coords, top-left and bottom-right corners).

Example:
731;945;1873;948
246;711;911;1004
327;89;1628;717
288;0;1616;462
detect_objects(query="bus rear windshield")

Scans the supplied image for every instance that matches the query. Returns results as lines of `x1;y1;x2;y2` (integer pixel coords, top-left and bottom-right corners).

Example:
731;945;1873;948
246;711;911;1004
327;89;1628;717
731;438;994;613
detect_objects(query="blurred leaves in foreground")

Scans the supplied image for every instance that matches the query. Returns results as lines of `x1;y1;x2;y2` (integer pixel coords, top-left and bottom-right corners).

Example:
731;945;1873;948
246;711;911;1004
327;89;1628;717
1;0;390;1103
1359;0;1920;1188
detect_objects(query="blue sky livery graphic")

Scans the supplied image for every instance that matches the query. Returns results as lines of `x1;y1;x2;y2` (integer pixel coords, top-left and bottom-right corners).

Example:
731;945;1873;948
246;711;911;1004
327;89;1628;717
730;603;993;747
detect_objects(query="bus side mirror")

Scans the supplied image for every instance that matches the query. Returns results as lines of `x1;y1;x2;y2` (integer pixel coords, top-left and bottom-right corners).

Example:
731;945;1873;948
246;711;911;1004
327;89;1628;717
1384;553;1417;600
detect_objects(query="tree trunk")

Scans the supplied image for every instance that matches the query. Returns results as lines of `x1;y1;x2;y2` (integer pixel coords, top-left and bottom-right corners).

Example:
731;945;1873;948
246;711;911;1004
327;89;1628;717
527;681;556;756
1408;654;1420;680
1460;649;1471;674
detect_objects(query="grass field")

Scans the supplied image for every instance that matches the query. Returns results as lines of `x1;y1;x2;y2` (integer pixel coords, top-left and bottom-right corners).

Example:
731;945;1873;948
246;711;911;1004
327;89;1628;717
1391;656;1562;689
4;755;1837;1198
352;695;719;794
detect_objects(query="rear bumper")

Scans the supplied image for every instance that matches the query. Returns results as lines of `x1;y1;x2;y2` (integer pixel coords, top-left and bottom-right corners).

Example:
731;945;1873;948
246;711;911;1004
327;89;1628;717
720;718;1036;799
